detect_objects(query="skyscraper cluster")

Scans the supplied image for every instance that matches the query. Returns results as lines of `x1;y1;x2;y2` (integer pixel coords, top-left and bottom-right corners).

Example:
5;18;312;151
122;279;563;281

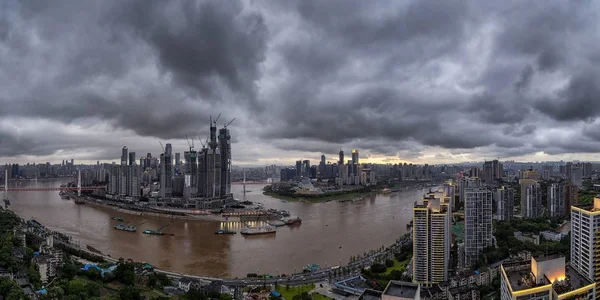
107;119;232;204
108;146;140;199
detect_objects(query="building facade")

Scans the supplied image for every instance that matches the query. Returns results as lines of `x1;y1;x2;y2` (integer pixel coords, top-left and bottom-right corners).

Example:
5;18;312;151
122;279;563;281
464;187;493;266
571;199;600;285
495;186;514;221
413;193;451;286
520;179;542;219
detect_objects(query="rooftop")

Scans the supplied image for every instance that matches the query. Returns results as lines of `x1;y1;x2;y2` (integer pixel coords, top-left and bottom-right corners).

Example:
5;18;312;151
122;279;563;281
534;253;563;262
503;261;545;292
383;281;419;299
553;265;594;295
359;289;382;300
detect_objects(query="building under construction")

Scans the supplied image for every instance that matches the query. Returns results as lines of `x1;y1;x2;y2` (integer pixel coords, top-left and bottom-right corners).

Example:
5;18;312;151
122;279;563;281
106;116;234;209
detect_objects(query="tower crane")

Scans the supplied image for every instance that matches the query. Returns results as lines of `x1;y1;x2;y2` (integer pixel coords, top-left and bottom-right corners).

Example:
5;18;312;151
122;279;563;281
224;118;236;128
186;135;194;151
159;141;165;152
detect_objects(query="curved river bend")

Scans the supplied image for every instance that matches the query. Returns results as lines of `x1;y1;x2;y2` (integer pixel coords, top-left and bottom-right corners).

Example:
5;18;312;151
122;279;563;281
9;180;424;278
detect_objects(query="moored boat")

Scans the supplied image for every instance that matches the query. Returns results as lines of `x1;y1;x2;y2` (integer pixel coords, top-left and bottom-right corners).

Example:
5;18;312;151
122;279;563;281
285;217;302;225
240;226;276;235
114;223;136;232
215;229;237;235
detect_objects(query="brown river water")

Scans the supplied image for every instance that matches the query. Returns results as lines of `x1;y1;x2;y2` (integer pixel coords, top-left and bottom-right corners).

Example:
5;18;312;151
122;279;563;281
8;179;425;278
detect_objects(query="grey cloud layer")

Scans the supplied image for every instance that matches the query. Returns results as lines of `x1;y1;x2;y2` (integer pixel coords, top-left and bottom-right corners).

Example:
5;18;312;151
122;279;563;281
1;0;600;162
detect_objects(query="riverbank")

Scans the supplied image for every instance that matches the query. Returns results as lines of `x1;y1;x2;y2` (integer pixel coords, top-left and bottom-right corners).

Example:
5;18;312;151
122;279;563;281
263;190;376;203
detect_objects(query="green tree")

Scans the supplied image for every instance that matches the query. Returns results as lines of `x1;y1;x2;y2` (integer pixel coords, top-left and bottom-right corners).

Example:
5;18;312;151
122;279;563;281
184;289;207;300
66;278;88;298
47;286;66;299
0;277;25;300
28;264;42;289
118;286;142;300
86;281;102;297
84;267;102;281
59;260;78;281
292;292;312;300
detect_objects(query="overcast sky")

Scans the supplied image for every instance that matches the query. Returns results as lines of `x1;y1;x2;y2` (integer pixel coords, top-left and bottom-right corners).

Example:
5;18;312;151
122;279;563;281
1;0;600;166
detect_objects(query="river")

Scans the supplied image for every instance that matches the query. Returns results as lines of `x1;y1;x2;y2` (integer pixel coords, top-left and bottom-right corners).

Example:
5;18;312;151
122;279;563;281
8;179;426;278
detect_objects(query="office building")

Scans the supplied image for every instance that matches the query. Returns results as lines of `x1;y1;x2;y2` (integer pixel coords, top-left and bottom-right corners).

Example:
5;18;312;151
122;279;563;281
566;162;573;181
319;155;326;177
159;143;173;198
548;183;566;217
302;160;310;177
218;126;232;196
495;186;514;221
128;152;135;167
500;253;595;300
352;150;359;165
295;161;302;177
183;150;198;198
464;186;493;266
520;179;542;219
121;146;128;166
338;150;344;165
412;193;451;286
571;198;600;285
175;153;181;168
564;182;578;215
482;161;493;183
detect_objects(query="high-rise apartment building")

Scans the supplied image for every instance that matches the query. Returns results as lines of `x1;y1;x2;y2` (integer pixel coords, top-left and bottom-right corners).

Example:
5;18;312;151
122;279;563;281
572;167;583;188
548;183;566;217
571;198;600;287
121;146;128;166
495;186;514;221
464;186;493;266
184;150;198;198
520;179;542;218
482;161;493;183
338;150;344;165
412;193;451;286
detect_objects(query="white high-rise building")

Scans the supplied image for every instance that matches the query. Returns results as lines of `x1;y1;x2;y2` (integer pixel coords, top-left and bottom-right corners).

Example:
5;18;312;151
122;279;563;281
495;186;514;221
520;179;542;219
571;198;600;285
464;186;493;267
412;192;451;286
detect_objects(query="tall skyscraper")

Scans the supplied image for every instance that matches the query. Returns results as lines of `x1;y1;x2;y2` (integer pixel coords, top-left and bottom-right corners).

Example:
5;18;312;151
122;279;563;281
160;144;173;198
495;186;514;221
464;186;493;266
520;179;542;218
566;162;573;181
338;150;344;165
121;146;128;166
218;127;231;196
302;160;310;177
482;161;493;183
352;150;359;165
126;165;140;197
571;198;600;286
128;152;136;166
548;183;566;217
295;160;302;177
412;193;451;286
175;153;181;168
184;150;198;198
319;155;326;177
572;167;583;188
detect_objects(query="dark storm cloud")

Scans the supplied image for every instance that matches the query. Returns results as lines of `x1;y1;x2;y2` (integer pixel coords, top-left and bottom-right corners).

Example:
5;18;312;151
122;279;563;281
534;70;600;122
2;0;600;162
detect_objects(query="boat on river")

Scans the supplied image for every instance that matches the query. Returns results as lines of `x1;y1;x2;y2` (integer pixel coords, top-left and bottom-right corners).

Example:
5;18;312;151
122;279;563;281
111;217;125;222
215;229;237;235
241;226;276;235
285;217;302;225
114;223;136;232
381;188;392;194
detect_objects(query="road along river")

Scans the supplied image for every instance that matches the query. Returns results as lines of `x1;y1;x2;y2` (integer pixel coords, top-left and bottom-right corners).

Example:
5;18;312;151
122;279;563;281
8;179;426;278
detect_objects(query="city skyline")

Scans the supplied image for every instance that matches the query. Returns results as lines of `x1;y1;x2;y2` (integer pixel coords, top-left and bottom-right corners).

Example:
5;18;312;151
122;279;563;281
2;1;600;165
